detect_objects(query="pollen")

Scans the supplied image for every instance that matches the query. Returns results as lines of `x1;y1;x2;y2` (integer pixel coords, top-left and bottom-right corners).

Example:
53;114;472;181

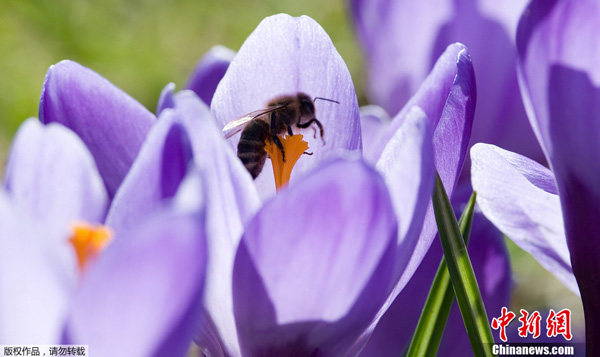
264;134;309;191
69;222;113;272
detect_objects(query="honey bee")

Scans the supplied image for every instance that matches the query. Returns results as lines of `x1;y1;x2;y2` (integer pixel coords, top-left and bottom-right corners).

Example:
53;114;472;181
222;92;339;179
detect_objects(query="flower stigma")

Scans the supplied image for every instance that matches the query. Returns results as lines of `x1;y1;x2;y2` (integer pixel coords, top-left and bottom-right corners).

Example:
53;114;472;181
69;222;114;272
264;134;309;191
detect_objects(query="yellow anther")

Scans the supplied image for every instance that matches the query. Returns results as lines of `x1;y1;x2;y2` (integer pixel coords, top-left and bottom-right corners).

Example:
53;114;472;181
69;222;113;272
264;134;309;191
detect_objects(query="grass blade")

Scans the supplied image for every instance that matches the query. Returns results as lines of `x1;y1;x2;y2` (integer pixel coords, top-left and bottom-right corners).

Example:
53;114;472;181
406;192;477;357
431;173;494;356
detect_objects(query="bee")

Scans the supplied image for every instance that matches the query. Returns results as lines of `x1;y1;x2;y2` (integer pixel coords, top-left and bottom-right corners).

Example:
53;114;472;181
222;92;339;179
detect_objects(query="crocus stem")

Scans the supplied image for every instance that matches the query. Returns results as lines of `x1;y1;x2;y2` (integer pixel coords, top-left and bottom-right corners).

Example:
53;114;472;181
432;173;494;356
407;191;476;357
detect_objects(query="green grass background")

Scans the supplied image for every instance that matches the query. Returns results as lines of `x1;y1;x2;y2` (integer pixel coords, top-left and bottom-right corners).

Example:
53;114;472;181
0;0;366;136
0;0;584;343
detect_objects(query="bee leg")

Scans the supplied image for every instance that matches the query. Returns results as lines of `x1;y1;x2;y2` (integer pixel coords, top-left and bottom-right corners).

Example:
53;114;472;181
287;126;294;137
297;118;325;144
270;112;286;161
303;151;313;155
272;134;286;162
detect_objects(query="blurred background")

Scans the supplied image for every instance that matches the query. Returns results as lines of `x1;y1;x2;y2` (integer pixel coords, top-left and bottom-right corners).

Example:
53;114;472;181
0;0;366;156
0;0;584;342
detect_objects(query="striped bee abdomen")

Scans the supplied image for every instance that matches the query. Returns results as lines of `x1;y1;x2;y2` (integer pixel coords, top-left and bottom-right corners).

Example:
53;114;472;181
238;120;270;179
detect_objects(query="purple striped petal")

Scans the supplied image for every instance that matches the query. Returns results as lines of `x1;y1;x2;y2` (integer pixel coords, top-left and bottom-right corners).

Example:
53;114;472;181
471;143;577;294
361;211;511;356
517;0;600;347
0;192;74;344
372;43;474;178
348;47;475;354
39;60;156;197
185;45;235;106
408;44;474;290
106;111;194;235
63;208;206;357
372;43;475;300
233;160;397;356
211;14;361;199
346;42;474;356
3;119;108;241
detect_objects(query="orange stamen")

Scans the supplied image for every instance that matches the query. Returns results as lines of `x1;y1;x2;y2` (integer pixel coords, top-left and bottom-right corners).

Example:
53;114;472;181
69;222;113;272
264;134;309;191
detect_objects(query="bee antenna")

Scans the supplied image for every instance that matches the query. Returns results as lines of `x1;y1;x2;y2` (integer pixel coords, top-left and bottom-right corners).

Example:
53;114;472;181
313;97;340;104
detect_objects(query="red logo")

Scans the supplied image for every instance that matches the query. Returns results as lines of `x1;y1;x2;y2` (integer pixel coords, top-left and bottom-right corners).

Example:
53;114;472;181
491;307;572;342
518;309;541;338
491;307;516;342
546;309;572;340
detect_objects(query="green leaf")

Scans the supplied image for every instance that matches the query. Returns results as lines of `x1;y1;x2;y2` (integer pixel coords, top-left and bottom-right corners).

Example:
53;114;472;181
406;191;477;357
431;173;494;356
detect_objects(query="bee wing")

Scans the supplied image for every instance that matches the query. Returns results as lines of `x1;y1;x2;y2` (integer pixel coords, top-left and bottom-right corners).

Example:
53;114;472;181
222;105;288;139
222;116;254;139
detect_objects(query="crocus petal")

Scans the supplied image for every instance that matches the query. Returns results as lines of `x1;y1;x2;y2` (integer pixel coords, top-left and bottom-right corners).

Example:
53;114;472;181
359;105;391;160
350;0;542;165
361;211;511;356
517;0;600;345
3;119;108;241
233;159;397;356
375;106;434;281
349;0;453;114
172;171;229;357
471;143;577;294
39;60;156;197
185;45;236;106
372;43;475;297
64;207;206;357
106;111;194;235
0;192;73;344
345;106;434;354
211;14;361;199
410;43;475;285
157;82;176;115
166;91;260;356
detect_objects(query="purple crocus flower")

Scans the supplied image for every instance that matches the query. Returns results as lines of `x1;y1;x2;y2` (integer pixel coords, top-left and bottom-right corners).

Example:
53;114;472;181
358;40;512;356
35;13;476;355
198;14;399;354
471;0;600;351
144;13;478;355
34;53;254;354
96;64;401;355
349;0;545;171
0;119;207;356
37;59;203;233
350;2;522;352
